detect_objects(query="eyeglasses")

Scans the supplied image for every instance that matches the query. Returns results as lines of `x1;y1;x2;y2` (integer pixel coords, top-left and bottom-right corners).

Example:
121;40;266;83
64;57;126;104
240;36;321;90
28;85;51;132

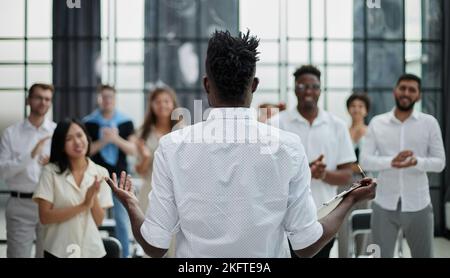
295;83;321;92
29;95;52;102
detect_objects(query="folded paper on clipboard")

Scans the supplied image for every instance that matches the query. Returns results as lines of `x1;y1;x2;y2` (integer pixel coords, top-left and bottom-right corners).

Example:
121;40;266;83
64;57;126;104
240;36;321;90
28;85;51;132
317;182;366;219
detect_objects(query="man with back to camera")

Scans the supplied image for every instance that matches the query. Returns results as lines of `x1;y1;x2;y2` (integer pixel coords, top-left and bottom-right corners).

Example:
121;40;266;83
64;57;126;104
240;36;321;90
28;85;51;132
106;30;376;258
269;65;357;258
360;74;445;258
0;83;56;258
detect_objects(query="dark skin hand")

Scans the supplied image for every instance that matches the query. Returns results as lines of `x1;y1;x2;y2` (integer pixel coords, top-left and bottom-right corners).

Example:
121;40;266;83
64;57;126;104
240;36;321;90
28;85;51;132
310;155;353;186
106;172;167;258
391;150;418;168
294;177;376;258
107;171;376;258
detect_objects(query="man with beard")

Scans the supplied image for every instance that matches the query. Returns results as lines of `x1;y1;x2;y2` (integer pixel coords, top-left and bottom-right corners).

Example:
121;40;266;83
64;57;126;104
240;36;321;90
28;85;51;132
0;83;56;257
360;74;446;258
269;65;356;258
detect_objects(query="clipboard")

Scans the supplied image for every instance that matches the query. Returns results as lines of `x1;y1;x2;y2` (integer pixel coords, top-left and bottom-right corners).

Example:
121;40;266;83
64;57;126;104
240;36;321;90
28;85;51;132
316;182;366;219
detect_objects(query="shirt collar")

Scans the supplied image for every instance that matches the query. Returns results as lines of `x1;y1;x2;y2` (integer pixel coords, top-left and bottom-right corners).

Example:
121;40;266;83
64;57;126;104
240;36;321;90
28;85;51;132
288;108;329;126
389;107;420;123
24;118;54;132
206;107;257;121
64;158;101;191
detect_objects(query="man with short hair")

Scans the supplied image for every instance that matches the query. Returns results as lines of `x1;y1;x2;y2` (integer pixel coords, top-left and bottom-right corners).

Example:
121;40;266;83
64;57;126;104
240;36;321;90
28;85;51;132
360;74;445;258
269;65;357;258
84;85;136;258
0;83;56;258
106;30;376;258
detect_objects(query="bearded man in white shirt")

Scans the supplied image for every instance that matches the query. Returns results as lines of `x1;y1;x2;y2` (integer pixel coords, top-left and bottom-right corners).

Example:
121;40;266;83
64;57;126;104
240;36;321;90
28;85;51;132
360;74;446;258
0;83;56;258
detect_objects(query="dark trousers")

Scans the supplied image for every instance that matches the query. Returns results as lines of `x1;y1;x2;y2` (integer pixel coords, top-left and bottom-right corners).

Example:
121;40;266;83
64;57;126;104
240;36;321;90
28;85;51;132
289;238;336;258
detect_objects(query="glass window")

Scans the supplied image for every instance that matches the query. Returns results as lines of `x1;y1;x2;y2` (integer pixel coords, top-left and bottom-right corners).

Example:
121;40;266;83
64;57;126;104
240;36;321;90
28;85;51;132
0;91;25;130
0;41;24;62
258;42;280;64
251;92;280;110
288;40;309;64
116;66;144;90
0;66;25;88
256;66;279;90
326;0;353;39
240;0;279;39
116;0;144;38
27;40;52;62
0;0;25;37
116;92;145;127
27;0;52;37
327;41;353;64
327;66;353;89
117;41;144;63
287;0;309;38
27;65;52;88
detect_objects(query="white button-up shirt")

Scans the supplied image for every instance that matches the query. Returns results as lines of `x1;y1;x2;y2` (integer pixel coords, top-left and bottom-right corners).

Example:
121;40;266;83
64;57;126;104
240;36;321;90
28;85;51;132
0;118;56;193
269;109;356;207
360;109;446;212
140;108;323;258
33;159;114;258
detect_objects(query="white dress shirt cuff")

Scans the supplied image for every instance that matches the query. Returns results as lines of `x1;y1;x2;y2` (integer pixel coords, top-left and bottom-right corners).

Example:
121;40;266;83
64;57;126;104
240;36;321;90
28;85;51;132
288;221;324;251
140;219;173;250
414;157;425;172
20;152;34;166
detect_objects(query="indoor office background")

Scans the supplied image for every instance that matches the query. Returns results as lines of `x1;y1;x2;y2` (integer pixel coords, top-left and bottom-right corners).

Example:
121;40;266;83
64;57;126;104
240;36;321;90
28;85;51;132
0;0;449;258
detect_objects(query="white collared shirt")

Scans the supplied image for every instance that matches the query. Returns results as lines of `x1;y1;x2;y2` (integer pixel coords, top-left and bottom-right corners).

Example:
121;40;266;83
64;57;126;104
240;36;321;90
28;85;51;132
0;118;56;193
32;159;114;258
269;109;357;207
140;108;323;258
360;109;446;212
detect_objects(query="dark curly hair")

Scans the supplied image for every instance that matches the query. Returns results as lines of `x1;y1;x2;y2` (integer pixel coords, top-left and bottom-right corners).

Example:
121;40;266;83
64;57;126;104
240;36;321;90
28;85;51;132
293;65;321;81
396;73;421;90
205;30;260;103
346;92;371;113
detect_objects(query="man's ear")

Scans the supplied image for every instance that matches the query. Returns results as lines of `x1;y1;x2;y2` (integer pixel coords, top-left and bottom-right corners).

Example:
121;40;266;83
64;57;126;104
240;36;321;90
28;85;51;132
251;77;259;93
203;76;210;94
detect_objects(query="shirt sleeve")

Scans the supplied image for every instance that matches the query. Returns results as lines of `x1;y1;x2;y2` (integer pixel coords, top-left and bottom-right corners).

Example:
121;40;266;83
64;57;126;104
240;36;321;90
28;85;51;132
121;121;135;139
140;143;179;249
360;122;394;172
415;118;446;173
32;166;55;204
0;129;35;181
98;168;114;209
336;121;357;165
284;144;324;251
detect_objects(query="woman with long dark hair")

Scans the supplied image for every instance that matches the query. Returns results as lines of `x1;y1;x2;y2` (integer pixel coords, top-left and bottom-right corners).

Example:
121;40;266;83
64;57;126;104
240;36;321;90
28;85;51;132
134;87;180;258
135;87;179;212
32;119;113;258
